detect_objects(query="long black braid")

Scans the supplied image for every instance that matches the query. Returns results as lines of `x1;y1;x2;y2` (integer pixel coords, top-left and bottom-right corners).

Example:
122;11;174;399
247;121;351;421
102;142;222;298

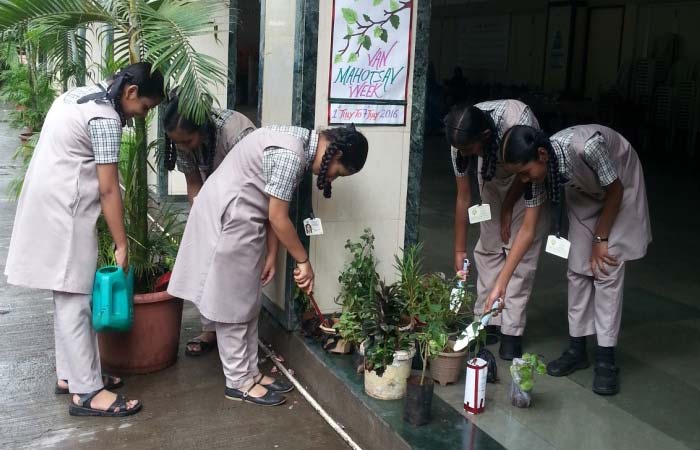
543;138;564;206
163;130;177;171
316;140;339;198
201;114;219;177
316;124;369;198
479;113;498;182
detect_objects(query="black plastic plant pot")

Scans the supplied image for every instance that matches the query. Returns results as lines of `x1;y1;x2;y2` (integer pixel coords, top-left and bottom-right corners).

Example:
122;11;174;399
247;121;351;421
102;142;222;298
403;375;434;426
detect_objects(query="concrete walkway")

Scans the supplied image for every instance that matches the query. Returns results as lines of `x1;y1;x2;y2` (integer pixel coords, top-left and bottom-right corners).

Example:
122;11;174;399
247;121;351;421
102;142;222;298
0;109;350;450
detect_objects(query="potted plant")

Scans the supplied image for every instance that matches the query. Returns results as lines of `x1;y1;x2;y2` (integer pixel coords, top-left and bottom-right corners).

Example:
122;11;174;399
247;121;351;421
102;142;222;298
403;272;450;426
334;229;381;355
394;243;423;330
361;279;414;400
95;130;185;374
0;26;57;142
0;0;230;374
429;274;474;386
509;353;547;408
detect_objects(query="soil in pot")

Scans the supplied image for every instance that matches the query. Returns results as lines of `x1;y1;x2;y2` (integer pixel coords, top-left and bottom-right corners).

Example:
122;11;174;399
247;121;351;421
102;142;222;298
403;375;434;426
98;290;183;375
319;318;353;354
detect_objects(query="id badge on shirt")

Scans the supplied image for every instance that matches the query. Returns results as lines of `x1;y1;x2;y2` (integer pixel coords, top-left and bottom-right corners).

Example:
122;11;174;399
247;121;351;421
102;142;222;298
303;218;324;236
546;235;570;259
468;204;491;224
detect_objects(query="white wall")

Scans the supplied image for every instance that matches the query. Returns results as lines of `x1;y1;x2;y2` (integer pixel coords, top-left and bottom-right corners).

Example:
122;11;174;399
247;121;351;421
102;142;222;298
310;1;420;313
259;0;299;311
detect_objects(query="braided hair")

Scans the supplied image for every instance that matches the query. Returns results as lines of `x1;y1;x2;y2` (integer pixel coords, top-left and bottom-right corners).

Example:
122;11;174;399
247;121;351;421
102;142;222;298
106;62;164;126
443;104;498;181
162;94;217;174
316;124;368;198
501;125;563;205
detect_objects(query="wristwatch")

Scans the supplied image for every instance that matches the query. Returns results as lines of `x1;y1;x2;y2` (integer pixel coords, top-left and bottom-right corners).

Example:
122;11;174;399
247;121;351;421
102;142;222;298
593;235;608;244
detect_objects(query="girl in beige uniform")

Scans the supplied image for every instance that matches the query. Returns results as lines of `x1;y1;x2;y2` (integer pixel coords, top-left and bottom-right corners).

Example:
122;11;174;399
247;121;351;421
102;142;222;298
487;124;651;395
443;100;548;360
168;124;368;406
162;95;256;356
5;63;164;416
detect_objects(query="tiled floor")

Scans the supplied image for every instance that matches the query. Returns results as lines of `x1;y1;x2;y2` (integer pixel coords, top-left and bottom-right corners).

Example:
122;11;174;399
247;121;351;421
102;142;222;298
418;134;700;450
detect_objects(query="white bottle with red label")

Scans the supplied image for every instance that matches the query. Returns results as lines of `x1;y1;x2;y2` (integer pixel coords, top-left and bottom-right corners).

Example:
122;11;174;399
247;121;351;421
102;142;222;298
464;357;488;414
462;298;502;414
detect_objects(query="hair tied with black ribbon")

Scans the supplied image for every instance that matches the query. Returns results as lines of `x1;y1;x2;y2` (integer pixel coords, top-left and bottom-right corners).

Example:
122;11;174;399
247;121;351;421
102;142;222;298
107;72;131;102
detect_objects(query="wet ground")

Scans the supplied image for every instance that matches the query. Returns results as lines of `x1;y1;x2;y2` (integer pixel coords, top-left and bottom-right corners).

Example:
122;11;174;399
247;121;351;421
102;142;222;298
0;109;350;450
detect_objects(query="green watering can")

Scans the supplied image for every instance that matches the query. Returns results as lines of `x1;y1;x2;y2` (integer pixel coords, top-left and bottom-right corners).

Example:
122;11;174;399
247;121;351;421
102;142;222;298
92;265;134;332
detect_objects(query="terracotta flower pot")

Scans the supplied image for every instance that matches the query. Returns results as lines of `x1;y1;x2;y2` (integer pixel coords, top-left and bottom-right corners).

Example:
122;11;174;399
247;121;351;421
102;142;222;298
430;341;467;385
98;290;184;375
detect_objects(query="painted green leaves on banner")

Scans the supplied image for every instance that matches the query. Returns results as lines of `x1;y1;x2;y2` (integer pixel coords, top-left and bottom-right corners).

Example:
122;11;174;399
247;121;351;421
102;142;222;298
389;14;400;29
374;26;388;43
342;8;357;24
336;0;409;62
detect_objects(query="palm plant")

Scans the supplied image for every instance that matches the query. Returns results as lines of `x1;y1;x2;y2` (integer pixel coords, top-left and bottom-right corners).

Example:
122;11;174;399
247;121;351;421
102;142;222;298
0;0;229;290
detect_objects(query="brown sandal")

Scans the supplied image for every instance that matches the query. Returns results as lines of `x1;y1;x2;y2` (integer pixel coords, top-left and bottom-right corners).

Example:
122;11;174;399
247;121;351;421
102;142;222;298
185;336;217;356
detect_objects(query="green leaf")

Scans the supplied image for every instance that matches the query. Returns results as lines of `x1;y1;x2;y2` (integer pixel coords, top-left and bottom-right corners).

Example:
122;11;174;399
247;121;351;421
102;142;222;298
348;53;358;63
363;14;371;23
334;53;343;64
520;379;534;392
373;26;383;38
342;8;358;24
373;0;383;5
390;0;400;11
380;28;388;42
389;14;400;29
362;35;371;50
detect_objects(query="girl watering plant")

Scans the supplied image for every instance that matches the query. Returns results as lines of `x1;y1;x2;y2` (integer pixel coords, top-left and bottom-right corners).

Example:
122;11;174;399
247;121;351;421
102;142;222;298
167;124;368;406
443;100;549;360
486;124;651;395
162;94;256;357
5;62;165;416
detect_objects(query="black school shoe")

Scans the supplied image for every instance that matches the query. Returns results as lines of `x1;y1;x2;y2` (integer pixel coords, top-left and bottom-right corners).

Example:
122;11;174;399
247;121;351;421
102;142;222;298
256;374;294;393
484;325;500;345
225;384;287;406
546;348;590;377
498;334;522;361
593;362;620;395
